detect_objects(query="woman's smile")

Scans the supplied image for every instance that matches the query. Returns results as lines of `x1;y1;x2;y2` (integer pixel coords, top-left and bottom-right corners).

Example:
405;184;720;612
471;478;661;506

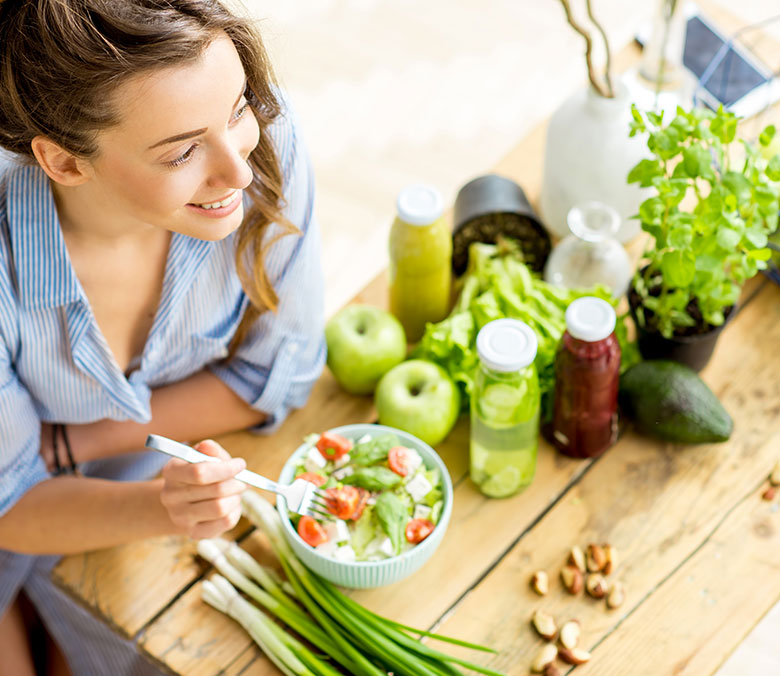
186;189;242;217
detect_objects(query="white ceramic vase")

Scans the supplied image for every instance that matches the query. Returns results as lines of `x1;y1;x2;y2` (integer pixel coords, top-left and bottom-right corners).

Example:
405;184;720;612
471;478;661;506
540;82;650;243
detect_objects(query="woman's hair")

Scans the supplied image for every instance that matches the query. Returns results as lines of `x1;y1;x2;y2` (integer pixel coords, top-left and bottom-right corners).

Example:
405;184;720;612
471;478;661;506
0;0;297;357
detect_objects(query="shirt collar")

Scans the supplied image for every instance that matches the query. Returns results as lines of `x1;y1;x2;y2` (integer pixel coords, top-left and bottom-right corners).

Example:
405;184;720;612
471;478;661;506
6;164;82;309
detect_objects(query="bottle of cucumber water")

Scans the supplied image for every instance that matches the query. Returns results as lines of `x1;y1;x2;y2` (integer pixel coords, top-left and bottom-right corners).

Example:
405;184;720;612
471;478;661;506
470;319;540;498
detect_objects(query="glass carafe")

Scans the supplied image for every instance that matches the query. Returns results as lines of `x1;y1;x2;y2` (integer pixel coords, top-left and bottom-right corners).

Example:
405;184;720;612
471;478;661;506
544;201;632;298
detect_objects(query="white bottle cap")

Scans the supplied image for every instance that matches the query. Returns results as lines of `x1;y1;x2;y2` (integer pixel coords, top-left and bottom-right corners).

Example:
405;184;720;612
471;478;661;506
396;184;444;226
476;319;538;372
565;297;616;342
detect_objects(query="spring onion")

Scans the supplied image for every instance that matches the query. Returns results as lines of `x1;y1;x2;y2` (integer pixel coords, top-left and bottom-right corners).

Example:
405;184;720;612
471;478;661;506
226;491;506;676
202;575;332;676
197;539;360;673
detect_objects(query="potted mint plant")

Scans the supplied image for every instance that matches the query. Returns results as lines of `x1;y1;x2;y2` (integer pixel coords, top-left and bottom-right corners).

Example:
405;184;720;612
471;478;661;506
627;105;780;370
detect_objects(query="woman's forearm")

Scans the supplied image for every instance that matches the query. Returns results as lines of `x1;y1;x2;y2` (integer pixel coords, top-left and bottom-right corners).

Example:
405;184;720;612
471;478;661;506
0;476;175;555
69;370;266;461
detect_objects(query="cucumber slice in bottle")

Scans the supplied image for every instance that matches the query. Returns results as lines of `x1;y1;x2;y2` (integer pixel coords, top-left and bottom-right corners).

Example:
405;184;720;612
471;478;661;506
477;383;524;426
479;466;523;498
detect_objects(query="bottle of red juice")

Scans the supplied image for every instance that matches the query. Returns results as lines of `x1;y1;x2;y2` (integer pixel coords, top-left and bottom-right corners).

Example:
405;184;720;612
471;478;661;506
552;297;620;459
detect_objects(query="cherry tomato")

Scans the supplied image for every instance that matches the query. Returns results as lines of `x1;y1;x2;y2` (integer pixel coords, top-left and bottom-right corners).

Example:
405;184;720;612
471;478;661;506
405;518;435;544
316;432;352;462
297;516;328;547
295;472;326;487
349;487;371;521
388;446;417;477
324;486;361;520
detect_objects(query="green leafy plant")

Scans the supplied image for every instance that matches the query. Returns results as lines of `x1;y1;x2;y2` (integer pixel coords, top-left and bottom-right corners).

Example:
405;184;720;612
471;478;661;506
627;105;780;338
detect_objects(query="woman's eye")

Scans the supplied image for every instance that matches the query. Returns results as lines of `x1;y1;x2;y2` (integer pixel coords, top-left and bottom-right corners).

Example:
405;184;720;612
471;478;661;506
165;144;198;168
232;102;250;122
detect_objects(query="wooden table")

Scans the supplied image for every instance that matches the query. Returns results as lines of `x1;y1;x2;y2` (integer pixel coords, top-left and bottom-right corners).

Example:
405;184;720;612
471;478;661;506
53;20;780;676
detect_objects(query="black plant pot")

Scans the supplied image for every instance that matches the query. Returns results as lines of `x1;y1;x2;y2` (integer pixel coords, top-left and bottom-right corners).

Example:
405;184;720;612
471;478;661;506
451;174;552;276
627;282;733;372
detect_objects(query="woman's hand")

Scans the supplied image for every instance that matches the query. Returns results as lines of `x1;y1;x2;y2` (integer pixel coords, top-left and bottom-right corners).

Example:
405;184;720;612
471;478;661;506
159;439;247;539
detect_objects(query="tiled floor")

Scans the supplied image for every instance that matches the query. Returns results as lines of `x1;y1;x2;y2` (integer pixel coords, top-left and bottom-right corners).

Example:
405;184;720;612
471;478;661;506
243;1;779;672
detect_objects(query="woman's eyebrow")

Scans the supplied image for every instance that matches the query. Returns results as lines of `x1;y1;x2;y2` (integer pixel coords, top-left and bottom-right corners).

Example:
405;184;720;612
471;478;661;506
147;78;249;150
148;128;207;149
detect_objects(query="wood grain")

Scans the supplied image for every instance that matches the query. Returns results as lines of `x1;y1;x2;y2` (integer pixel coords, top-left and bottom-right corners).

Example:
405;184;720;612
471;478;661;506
137;533;280;676
51;535;204;639
578;435;780;676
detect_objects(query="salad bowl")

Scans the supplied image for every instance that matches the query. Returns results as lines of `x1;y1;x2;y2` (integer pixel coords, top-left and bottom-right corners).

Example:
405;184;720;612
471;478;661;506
276;423;453;589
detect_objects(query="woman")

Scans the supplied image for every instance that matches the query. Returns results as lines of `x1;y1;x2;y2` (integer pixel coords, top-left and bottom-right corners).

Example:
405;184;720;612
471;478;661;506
0;1;325;674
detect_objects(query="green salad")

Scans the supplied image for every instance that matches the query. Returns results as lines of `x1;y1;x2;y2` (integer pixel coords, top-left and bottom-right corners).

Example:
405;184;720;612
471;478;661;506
290;430;444;562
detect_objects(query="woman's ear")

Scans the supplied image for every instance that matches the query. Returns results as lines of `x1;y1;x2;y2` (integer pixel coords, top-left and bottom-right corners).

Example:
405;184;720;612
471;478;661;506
30;136;92;186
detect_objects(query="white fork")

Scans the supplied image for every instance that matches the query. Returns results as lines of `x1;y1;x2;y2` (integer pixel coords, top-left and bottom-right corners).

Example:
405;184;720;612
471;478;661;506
145;434;332;520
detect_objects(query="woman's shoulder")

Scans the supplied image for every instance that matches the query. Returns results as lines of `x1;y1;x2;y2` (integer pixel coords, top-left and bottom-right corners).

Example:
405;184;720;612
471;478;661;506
0;153;36;212
0;157;43;295
0;157;22;350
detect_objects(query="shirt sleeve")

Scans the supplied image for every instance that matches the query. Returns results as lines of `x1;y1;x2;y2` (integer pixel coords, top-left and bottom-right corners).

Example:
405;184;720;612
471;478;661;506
0;328;49;519
208;101;326;433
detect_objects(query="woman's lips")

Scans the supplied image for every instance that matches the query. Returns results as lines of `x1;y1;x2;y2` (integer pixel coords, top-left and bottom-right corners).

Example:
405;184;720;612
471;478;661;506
186;190;242;218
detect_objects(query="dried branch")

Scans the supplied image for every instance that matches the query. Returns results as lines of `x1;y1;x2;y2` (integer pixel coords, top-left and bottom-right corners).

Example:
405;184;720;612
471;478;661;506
558;0;611;98
585;0;614;97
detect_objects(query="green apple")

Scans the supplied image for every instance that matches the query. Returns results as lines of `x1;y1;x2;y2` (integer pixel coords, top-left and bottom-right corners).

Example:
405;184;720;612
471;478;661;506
325;304;407;395
375;359;460;446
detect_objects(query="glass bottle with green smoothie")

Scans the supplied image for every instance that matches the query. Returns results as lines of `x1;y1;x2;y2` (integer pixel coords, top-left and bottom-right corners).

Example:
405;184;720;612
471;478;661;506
389;184;452;342
470;319;540;498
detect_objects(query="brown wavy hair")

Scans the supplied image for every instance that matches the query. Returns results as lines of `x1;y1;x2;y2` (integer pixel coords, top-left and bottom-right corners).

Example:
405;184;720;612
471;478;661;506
0;0;297;357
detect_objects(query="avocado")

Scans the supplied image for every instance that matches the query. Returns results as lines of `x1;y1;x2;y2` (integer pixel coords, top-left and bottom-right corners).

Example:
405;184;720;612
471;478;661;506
619;360;733;443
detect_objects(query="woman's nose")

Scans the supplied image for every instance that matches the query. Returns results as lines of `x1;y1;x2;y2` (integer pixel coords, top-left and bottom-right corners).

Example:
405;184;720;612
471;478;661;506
207;138;253;190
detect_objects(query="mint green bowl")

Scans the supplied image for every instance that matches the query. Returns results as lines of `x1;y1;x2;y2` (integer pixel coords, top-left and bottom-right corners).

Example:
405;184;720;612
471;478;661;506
276;423;453;589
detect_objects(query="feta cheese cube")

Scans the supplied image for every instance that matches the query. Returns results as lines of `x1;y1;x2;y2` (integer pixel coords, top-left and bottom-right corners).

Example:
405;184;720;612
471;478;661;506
366;495;377;506
304;447;327;472
314;540;339;558
364;536;393;558
413;504;433;521
333;453;351;469
405;449;424;474
333;545;356;562
324;520;350;543
332;466;354;481
405;473;433;502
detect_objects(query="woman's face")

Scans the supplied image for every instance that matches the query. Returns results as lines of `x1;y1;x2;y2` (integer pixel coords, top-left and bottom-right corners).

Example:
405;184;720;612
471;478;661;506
81;33;260;241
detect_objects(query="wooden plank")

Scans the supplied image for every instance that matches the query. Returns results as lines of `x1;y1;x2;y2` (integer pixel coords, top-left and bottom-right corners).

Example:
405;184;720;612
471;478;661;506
422;281;780;674
137;533;280;676
51;535;207;640
574;440;780;675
